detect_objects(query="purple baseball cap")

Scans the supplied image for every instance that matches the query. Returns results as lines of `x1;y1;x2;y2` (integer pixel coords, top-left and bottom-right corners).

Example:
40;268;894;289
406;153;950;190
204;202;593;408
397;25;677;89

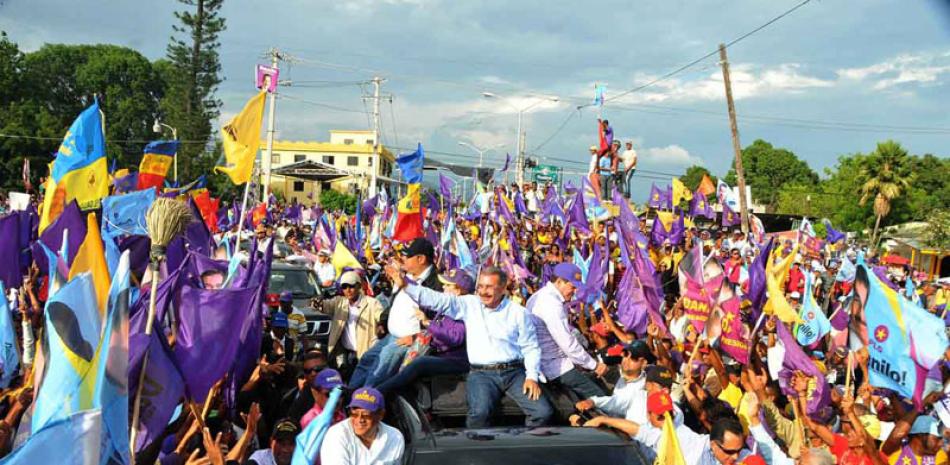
553;262;584;287
348;387;385;412
279;290;294;303
438;269;476;294
312;368;345;390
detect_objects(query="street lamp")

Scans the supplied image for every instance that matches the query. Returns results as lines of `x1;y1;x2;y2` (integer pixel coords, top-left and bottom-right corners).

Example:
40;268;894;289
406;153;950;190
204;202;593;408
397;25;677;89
152;118;179;183
481;92;559;185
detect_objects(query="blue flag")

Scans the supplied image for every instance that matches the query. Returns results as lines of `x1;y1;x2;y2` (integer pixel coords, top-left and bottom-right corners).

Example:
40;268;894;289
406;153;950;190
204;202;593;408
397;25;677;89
0;282;19;389
396;143;425;183
100;189;156;274
0;410;108;465
795;274;831;347
823;218;846;243
93;251;131;463
32;273;101;433
858;257;949;408
292;387;343;465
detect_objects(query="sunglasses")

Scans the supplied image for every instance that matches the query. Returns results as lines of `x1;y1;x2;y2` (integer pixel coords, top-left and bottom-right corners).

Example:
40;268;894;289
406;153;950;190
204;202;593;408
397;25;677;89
303;366;326;374
714;441;743;456
340;284;357;290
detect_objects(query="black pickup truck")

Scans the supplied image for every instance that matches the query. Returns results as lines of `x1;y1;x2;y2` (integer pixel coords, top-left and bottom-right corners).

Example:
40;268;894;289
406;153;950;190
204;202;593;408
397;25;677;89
384;374;649;465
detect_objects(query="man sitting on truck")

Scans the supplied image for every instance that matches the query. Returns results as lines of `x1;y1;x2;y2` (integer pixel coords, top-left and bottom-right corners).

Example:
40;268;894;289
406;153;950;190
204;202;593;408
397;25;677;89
387;265;554;428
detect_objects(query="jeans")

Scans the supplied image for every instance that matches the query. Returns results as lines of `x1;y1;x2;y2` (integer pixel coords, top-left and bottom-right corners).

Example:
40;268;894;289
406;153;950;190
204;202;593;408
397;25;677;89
550;368;606;400
349;334;390;388
365;335;411;388
376;355;470;394
623;169;636;199
599;172;612;201
465;367;553;428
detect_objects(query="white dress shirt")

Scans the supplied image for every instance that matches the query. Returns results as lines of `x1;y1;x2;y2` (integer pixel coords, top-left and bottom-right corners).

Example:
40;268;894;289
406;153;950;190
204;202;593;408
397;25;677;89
527;282;597;380
589;373;643;417
320;419;405;465
315;261;337;285
405;284;543;381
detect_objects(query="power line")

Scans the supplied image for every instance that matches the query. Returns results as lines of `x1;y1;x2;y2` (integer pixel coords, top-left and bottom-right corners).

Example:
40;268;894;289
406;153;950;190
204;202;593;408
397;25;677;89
605;0;813;104
0;132;209;144
279;93;368;114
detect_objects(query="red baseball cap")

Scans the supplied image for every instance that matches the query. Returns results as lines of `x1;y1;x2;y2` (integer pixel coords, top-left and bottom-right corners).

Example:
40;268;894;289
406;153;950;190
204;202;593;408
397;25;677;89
265;293;280;308
647;391;674;416
741;456;766;465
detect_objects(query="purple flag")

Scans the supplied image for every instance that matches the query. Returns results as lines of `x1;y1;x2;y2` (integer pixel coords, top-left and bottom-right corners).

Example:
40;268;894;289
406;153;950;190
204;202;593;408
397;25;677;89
225;240;272;412
669;211;685;245
495;190;515;224
616;265;649;335
823;219;845;243
566;192;590;235
514;191;528;216
721;203;741;227
361;196;377;221
650;216;669;246
0;213;24;288
647;183;666;209
747;238;774;322
129;330;185;452
775;321;832;419
439;173;455;201
501;153;511;172
32;201;87;274
563;180;578;195
576;242;606;304
174;283;263;402
689;191;714;219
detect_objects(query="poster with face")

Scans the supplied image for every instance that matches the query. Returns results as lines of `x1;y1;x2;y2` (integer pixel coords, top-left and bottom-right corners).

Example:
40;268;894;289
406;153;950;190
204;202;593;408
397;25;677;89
256;64;279;93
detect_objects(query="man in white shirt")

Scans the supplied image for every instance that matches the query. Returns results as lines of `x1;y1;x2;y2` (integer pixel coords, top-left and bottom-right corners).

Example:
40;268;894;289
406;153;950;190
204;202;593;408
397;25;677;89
620;141;637;199
321;387;405;465
314;250;337;289
352;238;441;388
524;182;540;214
247;419;298;465
527;262;607;399
575;340;651;417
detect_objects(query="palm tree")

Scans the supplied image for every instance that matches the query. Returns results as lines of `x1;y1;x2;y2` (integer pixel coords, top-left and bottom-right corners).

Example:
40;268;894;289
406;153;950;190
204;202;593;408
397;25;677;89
859;140;912;249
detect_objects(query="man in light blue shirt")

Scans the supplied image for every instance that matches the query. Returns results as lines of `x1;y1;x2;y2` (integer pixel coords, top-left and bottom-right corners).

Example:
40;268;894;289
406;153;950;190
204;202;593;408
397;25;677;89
387;265;553;428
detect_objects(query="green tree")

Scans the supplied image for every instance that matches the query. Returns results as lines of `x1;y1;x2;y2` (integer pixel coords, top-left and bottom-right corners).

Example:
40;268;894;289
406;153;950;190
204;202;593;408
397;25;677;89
678;165;717;192
725;139;819;212
858;140;913;248
319;189;357;214
161;0;226;181
925;209;950;250
0;37;165;189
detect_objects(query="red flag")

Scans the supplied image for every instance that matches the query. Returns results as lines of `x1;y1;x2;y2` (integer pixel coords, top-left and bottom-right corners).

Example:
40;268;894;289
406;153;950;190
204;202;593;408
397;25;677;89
393;184;425;242
192;190;220;233
251;203;267;229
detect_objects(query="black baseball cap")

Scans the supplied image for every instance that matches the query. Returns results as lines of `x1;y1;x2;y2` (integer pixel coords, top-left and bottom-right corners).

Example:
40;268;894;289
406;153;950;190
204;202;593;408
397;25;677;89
645;365;674;389
622;340;653;362
271;419;299;440
399;238;435;261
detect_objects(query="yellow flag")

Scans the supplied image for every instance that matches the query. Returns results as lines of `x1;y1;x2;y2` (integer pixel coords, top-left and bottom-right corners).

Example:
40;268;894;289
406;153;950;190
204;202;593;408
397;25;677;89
672;178;693;206
655;413;687;465
656;210;675;231
331;241;363;278
216;91;266;185
68;213;111;319
764;243;803;324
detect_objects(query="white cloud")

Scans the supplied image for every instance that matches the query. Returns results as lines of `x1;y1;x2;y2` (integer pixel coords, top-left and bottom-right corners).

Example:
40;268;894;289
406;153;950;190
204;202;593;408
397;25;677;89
639;144;704;168
613;63;833;105
836;51;950;90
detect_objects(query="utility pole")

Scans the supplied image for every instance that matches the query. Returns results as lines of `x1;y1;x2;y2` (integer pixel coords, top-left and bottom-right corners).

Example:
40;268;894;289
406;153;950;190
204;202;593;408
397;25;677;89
369;76;383;198
719;43;750;234
261;48;282;204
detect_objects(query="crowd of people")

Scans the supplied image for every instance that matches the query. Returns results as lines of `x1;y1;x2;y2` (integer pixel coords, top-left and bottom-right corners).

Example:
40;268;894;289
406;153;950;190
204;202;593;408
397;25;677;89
0;157;949;465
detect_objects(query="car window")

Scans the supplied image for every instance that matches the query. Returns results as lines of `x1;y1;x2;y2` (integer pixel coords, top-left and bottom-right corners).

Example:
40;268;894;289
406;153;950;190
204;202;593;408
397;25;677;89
268;269;319;298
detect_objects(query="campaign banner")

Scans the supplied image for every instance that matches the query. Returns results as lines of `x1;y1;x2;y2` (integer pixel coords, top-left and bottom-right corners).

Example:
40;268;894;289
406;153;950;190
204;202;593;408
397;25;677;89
683;287;713;334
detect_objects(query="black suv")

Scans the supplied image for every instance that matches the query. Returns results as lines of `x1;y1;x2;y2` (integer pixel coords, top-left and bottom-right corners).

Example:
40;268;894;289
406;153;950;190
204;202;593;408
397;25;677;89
267;261;331;351
384;375;649;465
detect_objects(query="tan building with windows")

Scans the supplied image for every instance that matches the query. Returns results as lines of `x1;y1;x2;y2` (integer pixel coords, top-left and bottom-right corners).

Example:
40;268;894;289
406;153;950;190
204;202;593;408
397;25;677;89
265;130;396;204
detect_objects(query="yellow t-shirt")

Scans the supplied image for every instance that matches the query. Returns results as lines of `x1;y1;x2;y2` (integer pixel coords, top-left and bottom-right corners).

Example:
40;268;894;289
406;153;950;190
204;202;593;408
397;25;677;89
537;232;553;245
887;448;947;465
718;382;743;410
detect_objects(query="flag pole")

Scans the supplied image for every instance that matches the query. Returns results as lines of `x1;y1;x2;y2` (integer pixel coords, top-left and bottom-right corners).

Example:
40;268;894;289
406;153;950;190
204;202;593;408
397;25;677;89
234;179;252;255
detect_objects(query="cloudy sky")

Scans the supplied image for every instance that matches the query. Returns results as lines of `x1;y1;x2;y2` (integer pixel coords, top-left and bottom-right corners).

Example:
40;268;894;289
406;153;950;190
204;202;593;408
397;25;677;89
2;0;949;201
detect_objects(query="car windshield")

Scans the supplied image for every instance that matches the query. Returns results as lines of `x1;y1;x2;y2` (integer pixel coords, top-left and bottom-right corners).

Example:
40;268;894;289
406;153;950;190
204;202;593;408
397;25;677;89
268;268;319;298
